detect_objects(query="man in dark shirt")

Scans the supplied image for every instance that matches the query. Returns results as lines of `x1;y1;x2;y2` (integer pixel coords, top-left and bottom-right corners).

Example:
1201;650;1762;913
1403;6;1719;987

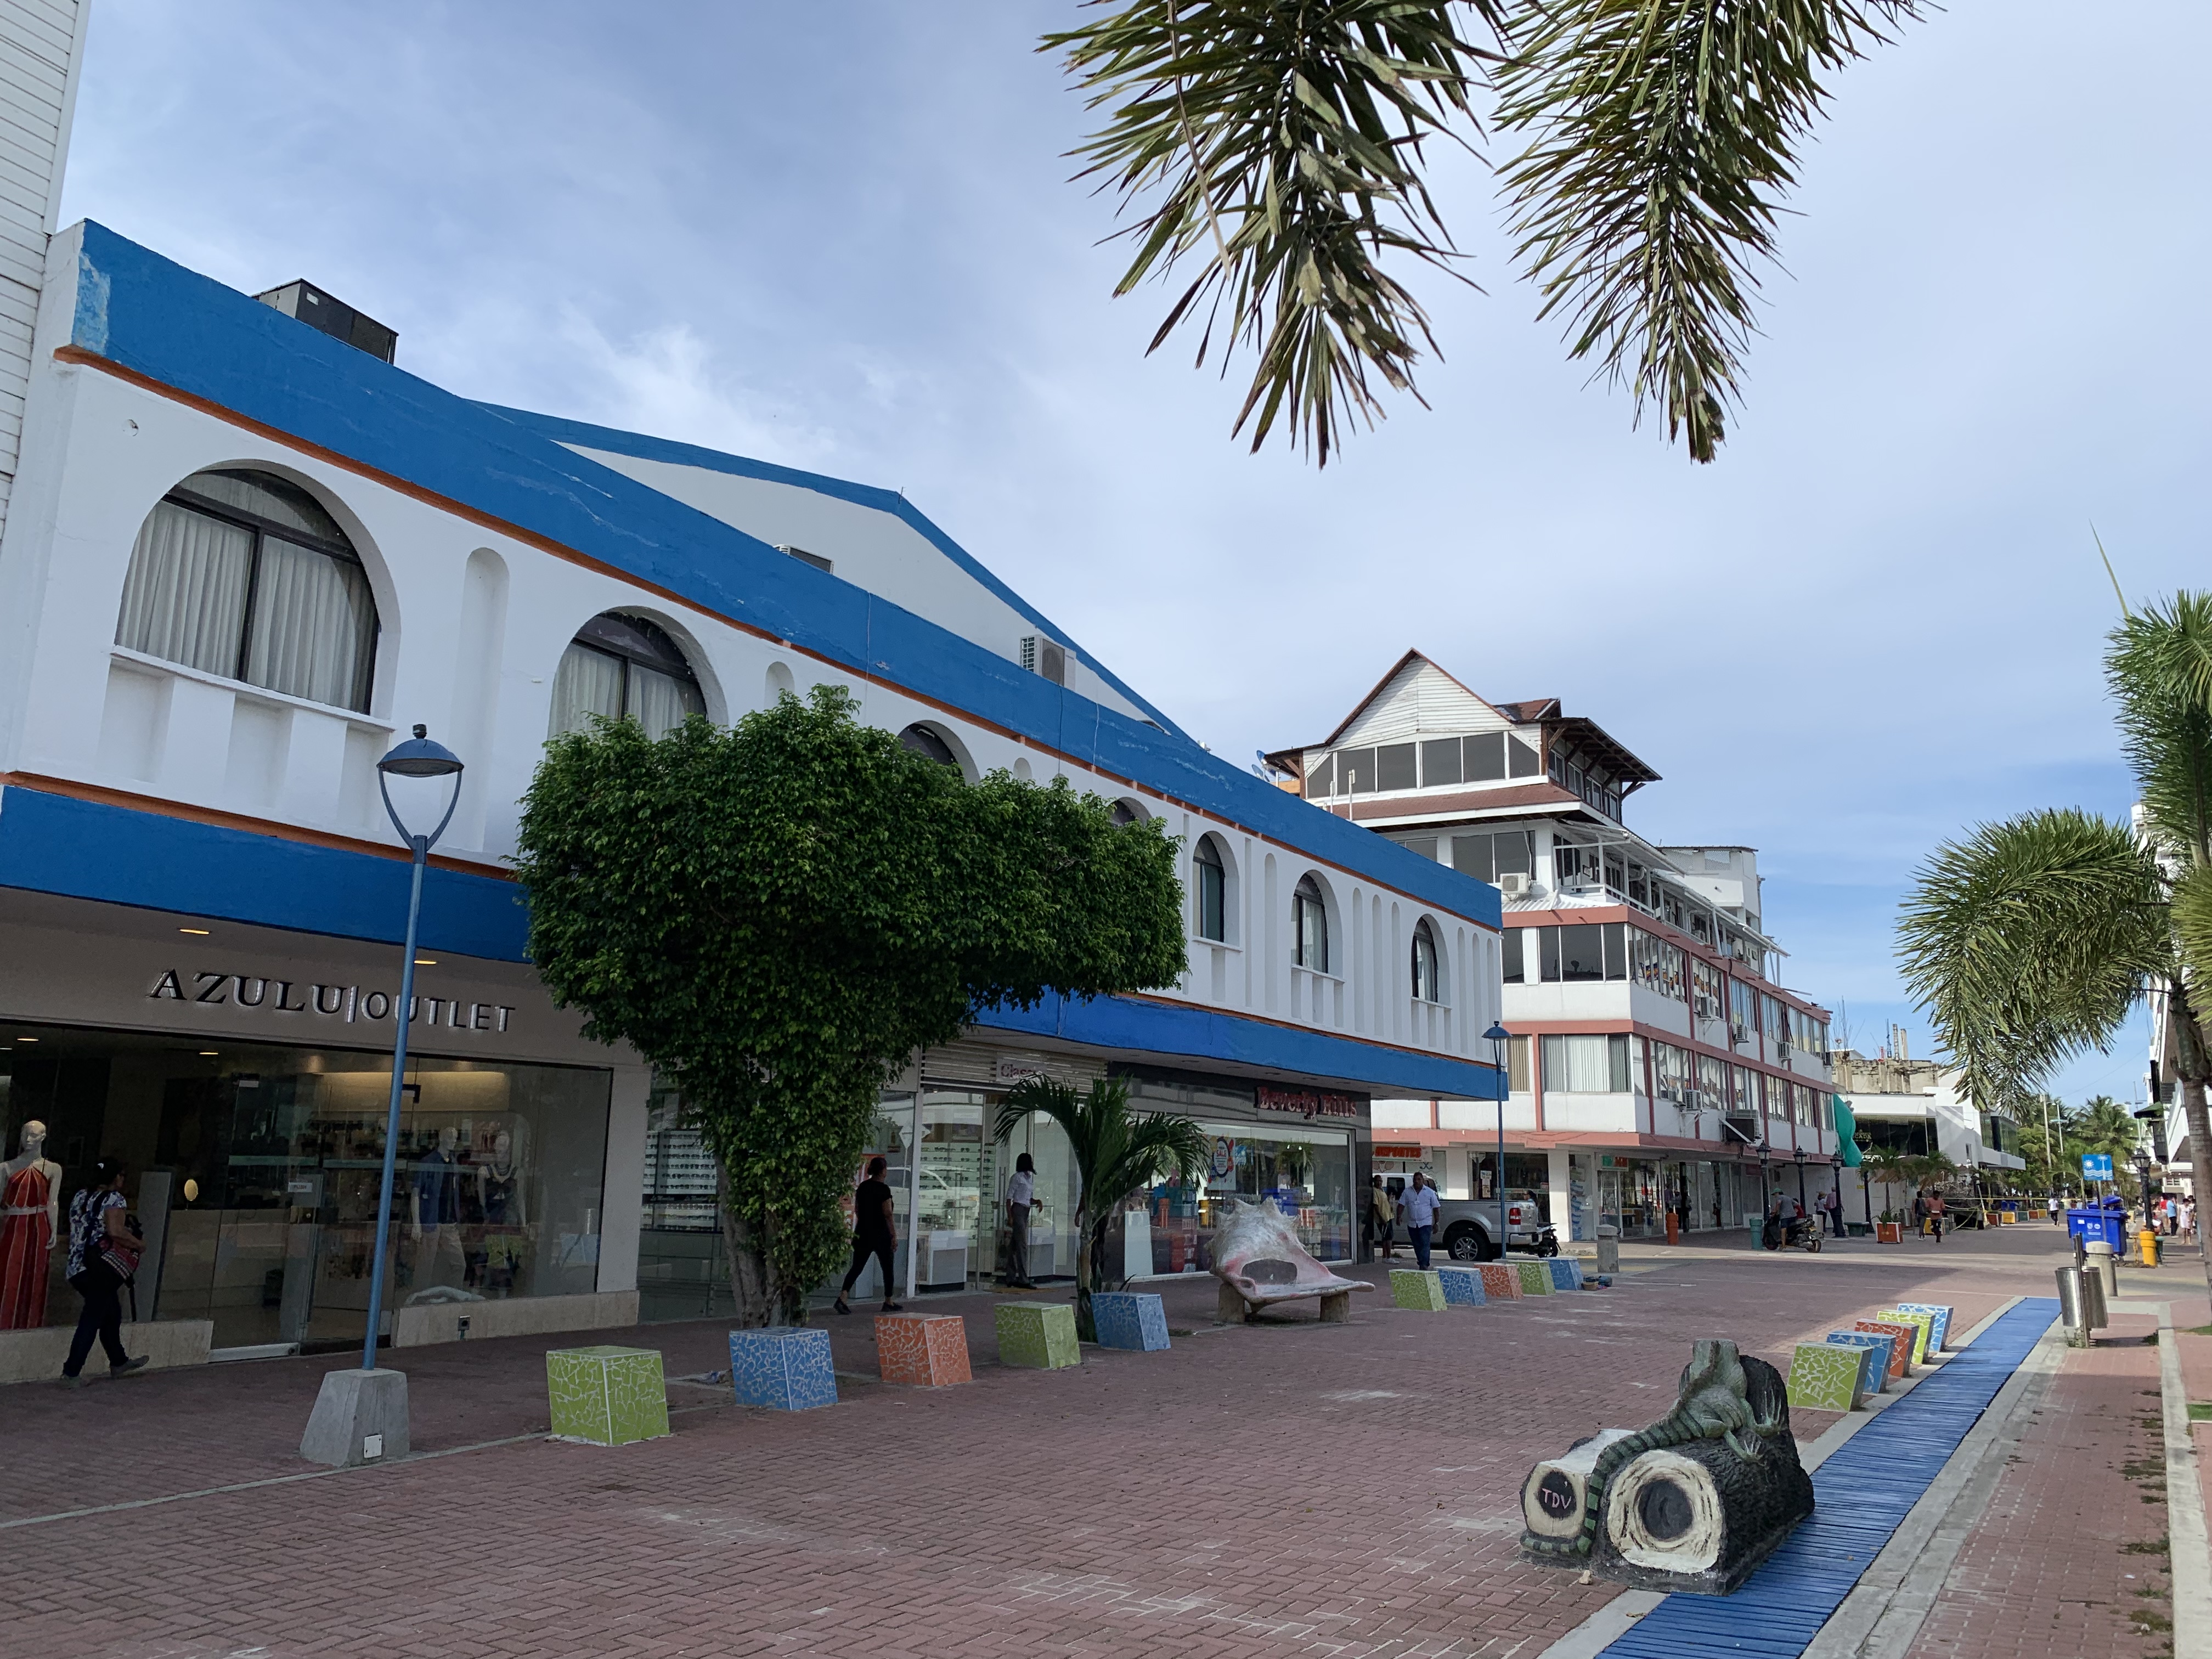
834;1155;904;1316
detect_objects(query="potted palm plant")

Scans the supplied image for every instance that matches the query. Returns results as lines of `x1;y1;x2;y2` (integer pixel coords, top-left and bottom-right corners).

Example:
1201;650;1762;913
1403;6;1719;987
1863;1148;1913;1241
995;1076;1210;1342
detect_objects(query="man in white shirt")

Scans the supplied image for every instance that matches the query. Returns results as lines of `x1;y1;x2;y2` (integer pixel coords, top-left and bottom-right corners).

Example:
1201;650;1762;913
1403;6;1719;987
1400;1171;1441;1269
1004;1153;1042;1289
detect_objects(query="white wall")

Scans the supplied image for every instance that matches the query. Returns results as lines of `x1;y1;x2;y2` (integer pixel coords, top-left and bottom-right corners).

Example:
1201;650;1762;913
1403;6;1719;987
0;228;1499;1075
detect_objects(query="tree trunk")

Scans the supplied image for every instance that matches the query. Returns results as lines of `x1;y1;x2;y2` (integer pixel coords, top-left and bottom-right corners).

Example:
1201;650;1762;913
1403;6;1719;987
1073;1204;1097;1342
716;1150;797;1328
2168;981;2212;1308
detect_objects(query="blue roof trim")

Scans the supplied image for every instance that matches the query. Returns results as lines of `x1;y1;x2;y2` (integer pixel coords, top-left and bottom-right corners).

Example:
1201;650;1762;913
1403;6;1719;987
974;994;1503;1101
0;786;1498;1098
67;222;1499;932
482;404;1183;738
0;786;531;960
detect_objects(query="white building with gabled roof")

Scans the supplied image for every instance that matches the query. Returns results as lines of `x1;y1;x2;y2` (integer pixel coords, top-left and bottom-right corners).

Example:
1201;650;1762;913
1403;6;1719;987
1267;650;1843;1246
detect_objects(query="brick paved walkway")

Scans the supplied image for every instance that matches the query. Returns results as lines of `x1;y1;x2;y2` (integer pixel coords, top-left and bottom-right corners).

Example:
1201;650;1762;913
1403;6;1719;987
0;1229;2152;1659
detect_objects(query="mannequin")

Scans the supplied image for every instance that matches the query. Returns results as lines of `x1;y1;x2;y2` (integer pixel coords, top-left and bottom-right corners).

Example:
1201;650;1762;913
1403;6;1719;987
1;1120;62;1328
478;1127;527;1296
409;1125;465;1291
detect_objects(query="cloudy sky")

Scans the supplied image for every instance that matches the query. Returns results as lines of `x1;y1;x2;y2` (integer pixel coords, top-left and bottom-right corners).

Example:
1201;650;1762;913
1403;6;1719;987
61;2;2209;1105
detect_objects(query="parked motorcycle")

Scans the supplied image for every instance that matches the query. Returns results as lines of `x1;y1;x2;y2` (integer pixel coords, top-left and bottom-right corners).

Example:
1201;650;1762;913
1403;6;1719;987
1761;1215;1822;1253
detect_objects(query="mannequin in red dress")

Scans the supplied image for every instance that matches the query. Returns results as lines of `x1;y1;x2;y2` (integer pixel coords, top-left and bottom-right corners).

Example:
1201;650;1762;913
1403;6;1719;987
1;1119;61;1328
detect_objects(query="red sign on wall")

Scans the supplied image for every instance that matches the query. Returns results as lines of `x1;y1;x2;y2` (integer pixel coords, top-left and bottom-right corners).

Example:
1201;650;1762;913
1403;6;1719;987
1256;1085;1359;1119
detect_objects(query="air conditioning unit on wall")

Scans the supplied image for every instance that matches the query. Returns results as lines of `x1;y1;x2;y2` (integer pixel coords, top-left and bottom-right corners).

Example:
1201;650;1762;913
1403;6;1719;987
1019;636;1067;685
1499;872;1531;898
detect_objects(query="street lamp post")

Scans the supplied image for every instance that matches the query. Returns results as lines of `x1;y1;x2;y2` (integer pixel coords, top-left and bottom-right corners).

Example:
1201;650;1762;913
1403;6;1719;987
1485;1023;1510;1260
300;725;464;1469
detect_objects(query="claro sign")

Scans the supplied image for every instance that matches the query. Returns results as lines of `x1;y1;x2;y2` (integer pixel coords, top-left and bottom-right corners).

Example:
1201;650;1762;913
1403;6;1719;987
149;968;517;1034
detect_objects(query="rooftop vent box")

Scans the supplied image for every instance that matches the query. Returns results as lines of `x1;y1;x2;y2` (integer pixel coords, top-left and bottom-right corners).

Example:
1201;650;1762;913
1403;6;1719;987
253;280;397;364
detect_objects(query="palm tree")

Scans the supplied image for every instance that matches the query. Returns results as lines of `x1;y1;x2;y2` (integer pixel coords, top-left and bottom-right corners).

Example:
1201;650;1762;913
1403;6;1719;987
994;1076;1211;1341
1899;593;2212;1301
1045;2;1924;464
1861;1146;1914;1226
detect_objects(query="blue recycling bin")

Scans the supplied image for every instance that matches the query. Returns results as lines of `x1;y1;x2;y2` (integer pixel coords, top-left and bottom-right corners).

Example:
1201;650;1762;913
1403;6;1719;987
2067;1207;2127;1249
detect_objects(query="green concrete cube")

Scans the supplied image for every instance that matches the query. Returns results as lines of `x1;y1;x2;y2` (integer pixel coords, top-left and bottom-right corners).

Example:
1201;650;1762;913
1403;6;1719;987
1390;1268;1448;1311
1514;1261;1555;1296
546;1346;671;1446
1785;1341;1866;1413
1876;1309;1936;1366
995;1301;1079;1369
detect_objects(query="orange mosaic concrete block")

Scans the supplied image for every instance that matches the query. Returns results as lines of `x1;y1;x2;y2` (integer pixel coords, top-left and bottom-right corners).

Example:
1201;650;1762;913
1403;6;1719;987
1853;1319;1916;1379
876;1312;972;1386
1476;1263;1522;1300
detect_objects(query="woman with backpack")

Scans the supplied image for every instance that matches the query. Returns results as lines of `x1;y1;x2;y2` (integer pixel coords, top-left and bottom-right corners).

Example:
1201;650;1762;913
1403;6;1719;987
59;1158;146;1386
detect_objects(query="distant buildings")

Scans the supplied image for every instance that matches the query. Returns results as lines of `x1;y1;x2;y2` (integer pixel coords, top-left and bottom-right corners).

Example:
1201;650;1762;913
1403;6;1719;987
1268;651;1842;1245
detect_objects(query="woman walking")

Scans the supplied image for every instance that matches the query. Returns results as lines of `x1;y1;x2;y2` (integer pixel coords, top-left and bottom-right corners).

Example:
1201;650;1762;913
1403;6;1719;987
59;1159;146;1386
833;1155;903;1317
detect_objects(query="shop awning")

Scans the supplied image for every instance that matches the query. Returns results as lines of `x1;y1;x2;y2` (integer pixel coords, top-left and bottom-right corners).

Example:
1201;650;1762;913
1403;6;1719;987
1833;1098;1861;1165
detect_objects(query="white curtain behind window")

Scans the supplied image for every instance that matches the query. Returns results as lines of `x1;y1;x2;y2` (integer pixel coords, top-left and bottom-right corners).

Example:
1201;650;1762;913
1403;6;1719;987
549;642;624;737
245;537;377;710
625;663;704;739
115;502;252;678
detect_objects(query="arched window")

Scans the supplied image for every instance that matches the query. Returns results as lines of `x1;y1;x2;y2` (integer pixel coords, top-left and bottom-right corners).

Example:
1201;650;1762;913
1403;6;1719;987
1110;799;1142;827
1411;919;1442;1003
899;724;958;766
1294;875;1330;973
1194;838;1227;942
116;468;378;712
549;612;705;740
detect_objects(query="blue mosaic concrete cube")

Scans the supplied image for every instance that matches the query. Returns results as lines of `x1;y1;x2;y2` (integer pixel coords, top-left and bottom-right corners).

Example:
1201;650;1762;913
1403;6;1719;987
1546;1259;1584;1291
728;1325;838;1411
1824;1331;1894;1396
1892;1302;1953;1353
1091;1291;1171;1352
1436;1266;1487;1307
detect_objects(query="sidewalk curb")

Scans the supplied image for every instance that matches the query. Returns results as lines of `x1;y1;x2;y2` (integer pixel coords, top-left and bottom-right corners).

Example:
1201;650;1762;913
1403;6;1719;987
2159;1301;2212;1659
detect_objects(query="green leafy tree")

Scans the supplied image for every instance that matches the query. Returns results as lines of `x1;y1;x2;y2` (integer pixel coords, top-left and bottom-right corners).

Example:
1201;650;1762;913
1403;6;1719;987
1860;1144;1913;1224
993;1075;1210;1340
514;686;1188;1325
1047;1;1922;464
1898;594;2212;1302
2011;1096;2083;1197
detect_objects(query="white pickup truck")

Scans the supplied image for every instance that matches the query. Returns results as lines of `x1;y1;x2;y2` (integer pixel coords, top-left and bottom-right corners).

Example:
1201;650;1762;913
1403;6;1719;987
1416;1189;1558;1261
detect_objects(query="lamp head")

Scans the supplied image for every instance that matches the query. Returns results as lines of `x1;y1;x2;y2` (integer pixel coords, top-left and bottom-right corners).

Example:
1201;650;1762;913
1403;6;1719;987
379;724;464;779
1483;1023;1510;1043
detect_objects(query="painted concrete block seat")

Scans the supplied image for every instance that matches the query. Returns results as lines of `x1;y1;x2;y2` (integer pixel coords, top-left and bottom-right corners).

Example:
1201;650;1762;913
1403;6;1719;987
1390;1269;1448;1311
728;1326;837;1410
996;1301;1079;1369
547;1346;671;1446
1785;1341;1867;1412
1436;1266;1487;1307
877;1312;972;1386
1091;1291;1171;1351
1211;1199;1373;1323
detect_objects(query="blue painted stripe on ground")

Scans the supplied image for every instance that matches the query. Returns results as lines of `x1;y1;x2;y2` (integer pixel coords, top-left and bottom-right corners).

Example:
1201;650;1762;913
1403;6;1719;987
1594;1298;2058;1659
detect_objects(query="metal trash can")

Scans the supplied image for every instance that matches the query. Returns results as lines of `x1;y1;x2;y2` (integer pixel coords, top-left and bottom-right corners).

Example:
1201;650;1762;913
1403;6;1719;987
2055;1265;2092;1345
2081;1261;2109;1330
2086;1238;2119;1300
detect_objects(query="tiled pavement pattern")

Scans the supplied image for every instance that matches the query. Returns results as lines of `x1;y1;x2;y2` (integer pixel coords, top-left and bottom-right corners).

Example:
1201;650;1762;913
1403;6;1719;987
1909;1312;2177;1659
0;1231;2112;1658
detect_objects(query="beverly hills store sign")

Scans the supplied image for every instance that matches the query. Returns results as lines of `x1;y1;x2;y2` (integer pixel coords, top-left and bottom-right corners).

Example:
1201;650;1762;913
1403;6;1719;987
149;967;517;1035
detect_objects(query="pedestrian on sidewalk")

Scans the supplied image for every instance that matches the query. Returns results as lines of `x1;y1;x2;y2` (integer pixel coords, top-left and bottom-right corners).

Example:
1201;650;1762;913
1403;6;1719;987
59;1158;146;1386
2046;1192;2062;1226
1818;1185;1843;1238
1400;1171;1440;1269
833;1156;902;1317
1912;1188;1929;1237
1926;1189;1946;1244
1370;1176;1398;1261
1003;1153;1042;1288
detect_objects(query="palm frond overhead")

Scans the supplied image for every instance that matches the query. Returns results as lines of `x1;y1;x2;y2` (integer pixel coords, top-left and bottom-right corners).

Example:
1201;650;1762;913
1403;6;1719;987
1493;0;1921;461
1896;808;2169;1109
2106;591;2212;868
1045;0;1505;464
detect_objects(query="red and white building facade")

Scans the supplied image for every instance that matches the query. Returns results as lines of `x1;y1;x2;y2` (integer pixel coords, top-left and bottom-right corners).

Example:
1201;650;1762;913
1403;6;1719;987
1267;652;1844;1244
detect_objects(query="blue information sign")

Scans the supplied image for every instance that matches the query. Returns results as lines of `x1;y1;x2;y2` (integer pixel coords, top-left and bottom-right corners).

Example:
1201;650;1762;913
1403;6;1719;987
2081;1153;2114;1181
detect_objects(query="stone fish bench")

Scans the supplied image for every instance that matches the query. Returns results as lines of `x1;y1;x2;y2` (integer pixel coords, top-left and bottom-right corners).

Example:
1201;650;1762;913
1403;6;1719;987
1211;1199;1374;1323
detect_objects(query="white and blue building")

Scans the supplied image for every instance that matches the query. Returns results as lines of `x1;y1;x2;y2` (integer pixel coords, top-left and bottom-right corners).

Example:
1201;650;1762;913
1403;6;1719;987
0;12;1502;1369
